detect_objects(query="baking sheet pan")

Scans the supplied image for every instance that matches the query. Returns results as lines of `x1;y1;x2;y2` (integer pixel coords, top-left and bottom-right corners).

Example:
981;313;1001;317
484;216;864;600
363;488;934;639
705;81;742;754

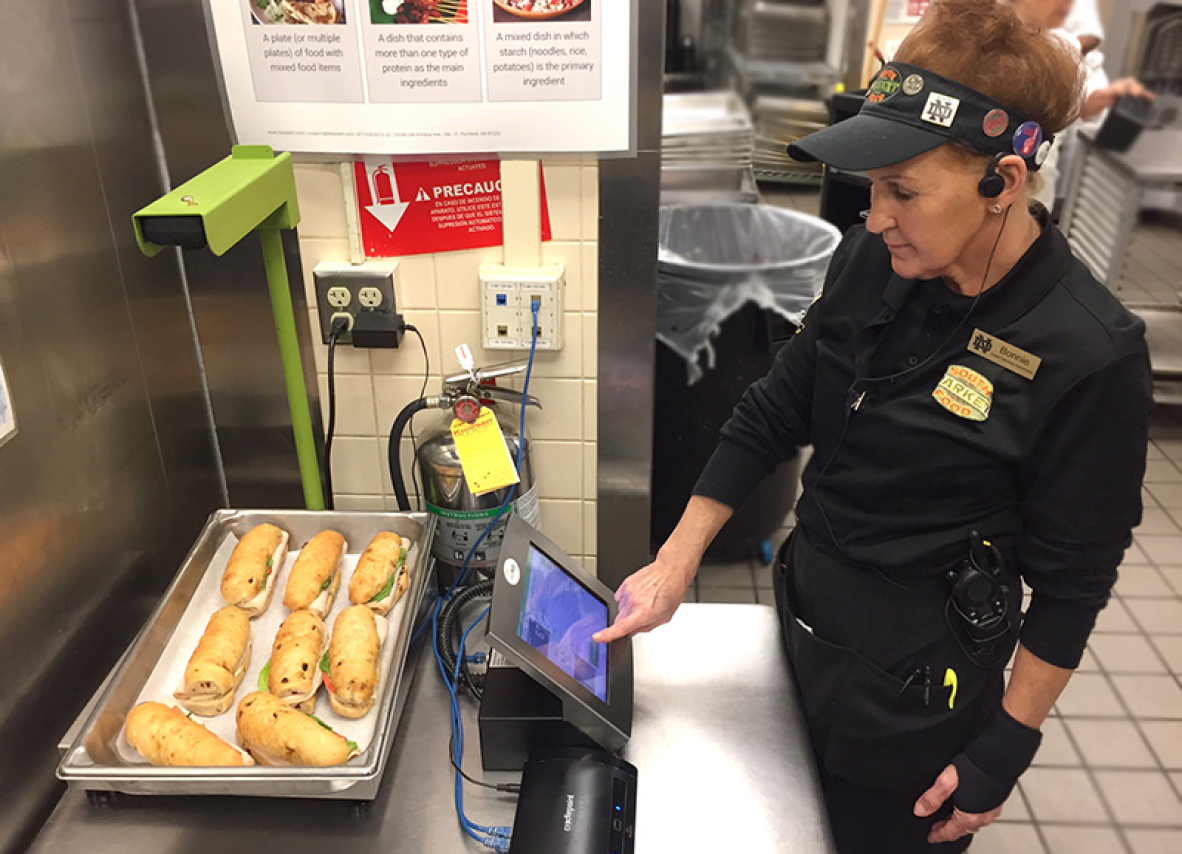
57;509;436;799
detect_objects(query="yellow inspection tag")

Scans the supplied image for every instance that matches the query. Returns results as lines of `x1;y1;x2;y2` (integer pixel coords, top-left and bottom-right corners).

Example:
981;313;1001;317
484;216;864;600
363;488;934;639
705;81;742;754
450;407;520;496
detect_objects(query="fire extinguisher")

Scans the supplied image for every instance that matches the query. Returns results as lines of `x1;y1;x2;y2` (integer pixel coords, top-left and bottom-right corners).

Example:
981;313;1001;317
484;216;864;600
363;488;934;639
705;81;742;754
389;361;540;583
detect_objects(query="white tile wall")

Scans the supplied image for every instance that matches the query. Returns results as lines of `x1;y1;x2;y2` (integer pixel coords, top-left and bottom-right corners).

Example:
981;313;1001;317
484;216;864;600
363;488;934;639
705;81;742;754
394;254;438;310
582;314;598;380
328;436;384;495
293;158;601;563
583;380;597;440
532;441;585;499
529;311;583;378
581;242;599;312
293;164;348;239
372;375;436;431
541;241;584;308
580;166;599;240
316;374;377;437
583;500;596;562
435;247;501;310
541;164;582;241
370;310;442;376
539;498;583;556
521;378;584;441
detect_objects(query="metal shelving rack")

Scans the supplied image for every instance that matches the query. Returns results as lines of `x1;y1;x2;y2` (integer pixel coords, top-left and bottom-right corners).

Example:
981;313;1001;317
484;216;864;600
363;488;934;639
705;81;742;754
699;0;855;185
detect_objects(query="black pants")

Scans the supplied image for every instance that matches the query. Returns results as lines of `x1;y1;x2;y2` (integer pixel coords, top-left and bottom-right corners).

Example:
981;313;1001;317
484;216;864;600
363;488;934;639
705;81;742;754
818;766;973;854
774;531;978;854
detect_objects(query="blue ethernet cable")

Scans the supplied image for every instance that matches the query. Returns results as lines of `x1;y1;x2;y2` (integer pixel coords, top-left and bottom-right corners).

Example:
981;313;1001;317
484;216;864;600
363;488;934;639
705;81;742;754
433;300;541;850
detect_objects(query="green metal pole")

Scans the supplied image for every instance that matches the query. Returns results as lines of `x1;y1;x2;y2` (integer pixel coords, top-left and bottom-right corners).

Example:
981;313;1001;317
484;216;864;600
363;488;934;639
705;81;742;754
259;227;326;510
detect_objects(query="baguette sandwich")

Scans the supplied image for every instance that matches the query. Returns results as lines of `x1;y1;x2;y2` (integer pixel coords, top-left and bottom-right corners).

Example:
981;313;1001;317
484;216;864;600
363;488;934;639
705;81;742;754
125;701;253;767
263;609;327;714
221;523;289;617
283;530;347;618
348;532;410;616
325;604;388;719
173;605;252;716
236;691;359;766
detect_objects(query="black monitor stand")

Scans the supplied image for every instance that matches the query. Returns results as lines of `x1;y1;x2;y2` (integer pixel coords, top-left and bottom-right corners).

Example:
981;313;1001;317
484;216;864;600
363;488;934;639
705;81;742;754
479;653;599;772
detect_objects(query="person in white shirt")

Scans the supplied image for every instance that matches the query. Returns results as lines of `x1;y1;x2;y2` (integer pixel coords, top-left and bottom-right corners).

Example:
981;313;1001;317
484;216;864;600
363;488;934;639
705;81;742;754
1011;0;1154;209
1063;0;1103;55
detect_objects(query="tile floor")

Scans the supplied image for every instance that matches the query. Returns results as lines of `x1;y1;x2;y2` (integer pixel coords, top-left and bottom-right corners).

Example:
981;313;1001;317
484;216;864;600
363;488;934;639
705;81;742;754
682;185;1182;852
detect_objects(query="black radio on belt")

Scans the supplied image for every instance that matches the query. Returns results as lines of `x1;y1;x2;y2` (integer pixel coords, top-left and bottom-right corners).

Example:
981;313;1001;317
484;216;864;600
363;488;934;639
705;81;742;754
945;531;1013;666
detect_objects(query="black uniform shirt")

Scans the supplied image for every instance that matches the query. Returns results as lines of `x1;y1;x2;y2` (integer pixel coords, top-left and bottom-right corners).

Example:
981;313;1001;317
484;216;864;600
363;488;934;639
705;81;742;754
693;215;1153;669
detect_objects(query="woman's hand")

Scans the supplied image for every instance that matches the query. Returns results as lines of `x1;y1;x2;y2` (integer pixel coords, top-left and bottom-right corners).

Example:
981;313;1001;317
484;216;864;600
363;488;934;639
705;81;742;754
914;765;1004;843
591;550;698;644
592;495;734;644
1082;78;1154;120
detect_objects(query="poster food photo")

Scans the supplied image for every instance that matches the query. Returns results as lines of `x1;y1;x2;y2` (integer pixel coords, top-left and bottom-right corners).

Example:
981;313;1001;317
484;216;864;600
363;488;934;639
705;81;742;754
207;0;632;154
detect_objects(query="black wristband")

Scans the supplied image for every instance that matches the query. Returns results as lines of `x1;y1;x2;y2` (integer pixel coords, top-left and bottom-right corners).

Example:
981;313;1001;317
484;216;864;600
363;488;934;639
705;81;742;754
950;707;1042;814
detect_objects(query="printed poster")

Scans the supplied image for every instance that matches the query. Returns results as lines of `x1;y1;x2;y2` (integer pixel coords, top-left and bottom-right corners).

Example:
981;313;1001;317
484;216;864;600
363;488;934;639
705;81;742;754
203;0;632;154
354;158;552;256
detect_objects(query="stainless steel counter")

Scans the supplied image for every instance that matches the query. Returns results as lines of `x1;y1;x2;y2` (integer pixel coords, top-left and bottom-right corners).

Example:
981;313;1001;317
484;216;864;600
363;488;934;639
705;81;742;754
30;603;834;854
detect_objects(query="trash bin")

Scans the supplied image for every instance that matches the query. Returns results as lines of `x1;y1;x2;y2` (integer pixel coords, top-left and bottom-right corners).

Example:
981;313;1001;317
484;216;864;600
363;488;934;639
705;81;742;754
652;203;841;561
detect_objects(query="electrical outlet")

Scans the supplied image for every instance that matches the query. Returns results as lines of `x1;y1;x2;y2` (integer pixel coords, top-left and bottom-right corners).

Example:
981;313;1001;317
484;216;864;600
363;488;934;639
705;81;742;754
358;287;383;309
479;264;564;350
313;262;399;346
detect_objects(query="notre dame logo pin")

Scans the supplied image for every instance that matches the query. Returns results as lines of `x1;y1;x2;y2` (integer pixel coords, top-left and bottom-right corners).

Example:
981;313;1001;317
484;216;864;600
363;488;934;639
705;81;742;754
933;365;993;422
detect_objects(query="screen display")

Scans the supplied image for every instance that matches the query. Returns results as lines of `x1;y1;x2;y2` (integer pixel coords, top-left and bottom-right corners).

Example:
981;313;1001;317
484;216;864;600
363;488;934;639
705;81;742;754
516;544;610;701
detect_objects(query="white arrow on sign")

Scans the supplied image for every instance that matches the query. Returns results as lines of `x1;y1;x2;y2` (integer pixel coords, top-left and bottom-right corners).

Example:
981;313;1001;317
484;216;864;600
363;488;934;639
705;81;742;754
365;161;411;234
366;200;410;233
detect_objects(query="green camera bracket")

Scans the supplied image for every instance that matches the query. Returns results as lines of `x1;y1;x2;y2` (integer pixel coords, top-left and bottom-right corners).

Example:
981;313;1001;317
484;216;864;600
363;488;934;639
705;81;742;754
133;145;325;510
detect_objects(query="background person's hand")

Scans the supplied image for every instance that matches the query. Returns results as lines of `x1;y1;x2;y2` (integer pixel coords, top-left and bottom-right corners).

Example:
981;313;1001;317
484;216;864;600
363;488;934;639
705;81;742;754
914;764;1004;843
591;552;697;644
1083;77;1155;120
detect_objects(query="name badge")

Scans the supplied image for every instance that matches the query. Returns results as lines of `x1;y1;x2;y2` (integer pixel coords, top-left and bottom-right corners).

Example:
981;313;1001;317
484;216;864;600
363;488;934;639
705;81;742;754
967;329;1041;380
933;365;993;422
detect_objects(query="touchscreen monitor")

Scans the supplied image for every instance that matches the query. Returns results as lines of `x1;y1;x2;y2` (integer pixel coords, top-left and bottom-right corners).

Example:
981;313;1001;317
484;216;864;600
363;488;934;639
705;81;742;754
487;514;632;752
517;544;610;701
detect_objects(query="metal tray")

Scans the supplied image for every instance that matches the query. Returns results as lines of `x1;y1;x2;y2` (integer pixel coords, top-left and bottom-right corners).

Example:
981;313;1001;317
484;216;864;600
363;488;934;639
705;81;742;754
57;509;436;800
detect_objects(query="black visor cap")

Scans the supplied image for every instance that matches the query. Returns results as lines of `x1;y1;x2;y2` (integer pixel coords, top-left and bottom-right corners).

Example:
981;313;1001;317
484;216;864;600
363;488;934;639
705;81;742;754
787;113;949;172
787;62;1048;173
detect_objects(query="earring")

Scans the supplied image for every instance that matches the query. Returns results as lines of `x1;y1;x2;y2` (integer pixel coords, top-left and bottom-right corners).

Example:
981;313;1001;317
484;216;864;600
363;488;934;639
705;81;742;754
990;204;1003;214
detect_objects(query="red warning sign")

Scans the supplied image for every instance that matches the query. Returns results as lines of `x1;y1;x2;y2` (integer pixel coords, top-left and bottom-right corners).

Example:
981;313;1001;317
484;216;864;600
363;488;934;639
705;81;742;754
354;158;552;258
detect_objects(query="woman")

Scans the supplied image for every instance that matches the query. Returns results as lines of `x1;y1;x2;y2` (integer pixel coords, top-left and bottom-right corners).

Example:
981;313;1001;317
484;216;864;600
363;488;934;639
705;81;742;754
594;1;1153;852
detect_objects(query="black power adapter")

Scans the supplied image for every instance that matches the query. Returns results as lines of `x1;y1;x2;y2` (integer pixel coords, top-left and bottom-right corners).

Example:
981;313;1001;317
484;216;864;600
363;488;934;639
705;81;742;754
351;309;406;348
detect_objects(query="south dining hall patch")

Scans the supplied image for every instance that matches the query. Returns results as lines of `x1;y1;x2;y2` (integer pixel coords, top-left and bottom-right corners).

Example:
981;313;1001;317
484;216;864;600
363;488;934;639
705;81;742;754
933;365;993;421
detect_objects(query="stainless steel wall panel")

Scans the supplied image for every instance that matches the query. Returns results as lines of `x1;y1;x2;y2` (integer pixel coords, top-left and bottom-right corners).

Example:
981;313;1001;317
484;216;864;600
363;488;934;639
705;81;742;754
134;0;322;509
596;0;663;586
0;0;222;851
169;233;319;508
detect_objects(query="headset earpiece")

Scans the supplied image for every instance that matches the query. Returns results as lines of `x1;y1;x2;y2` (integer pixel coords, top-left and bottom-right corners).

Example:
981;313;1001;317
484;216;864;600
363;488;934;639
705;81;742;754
978;153;1006;199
